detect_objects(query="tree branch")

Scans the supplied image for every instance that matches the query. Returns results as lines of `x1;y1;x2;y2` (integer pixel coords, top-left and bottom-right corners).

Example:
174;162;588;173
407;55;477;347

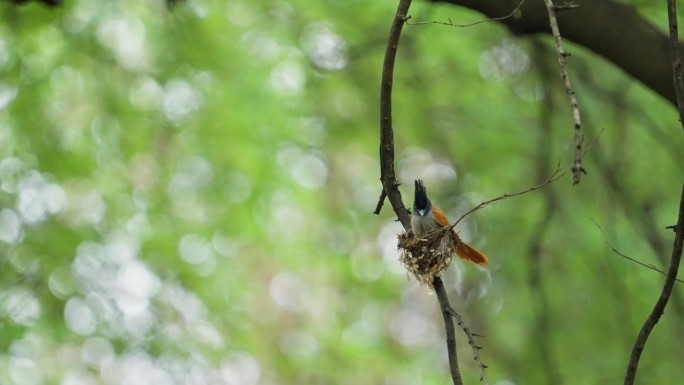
378;3;474;384
667;0;684;124
432;0;680;107
433;276;464;385
623;183;684;384
378;0;412;229
624;1;684;382
405;0;525;28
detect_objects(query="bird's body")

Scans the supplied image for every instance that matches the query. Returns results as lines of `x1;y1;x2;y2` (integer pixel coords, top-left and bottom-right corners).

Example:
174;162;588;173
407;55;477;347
412;180;488;266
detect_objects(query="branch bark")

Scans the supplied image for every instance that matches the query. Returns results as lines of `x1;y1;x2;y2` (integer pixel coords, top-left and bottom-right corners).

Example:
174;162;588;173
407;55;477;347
379;2;469;384
432;0;679;106
623;183;684;384
624;1;684;383
434;277;464;385
378;0;412;229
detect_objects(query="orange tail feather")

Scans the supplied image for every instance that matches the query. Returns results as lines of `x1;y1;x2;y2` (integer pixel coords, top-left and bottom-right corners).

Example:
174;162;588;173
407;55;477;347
455;242;488;266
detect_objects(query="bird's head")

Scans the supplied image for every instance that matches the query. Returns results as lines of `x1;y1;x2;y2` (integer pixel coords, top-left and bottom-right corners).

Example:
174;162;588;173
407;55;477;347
413;179;432;216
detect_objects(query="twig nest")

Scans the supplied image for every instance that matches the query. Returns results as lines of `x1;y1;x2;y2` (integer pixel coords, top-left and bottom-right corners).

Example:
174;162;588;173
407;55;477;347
398;227;458;286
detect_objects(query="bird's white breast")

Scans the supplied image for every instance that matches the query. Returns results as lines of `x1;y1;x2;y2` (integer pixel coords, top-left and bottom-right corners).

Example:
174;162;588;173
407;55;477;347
411;213;438;236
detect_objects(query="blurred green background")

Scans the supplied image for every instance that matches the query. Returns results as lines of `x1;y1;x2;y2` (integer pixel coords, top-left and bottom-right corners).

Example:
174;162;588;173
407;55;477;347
0;0;683;384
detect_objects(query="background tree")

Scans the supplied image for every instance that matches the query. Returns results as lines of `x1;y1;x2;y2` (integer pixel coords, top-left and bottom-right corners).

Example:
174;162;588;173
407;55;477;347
0;1;682;385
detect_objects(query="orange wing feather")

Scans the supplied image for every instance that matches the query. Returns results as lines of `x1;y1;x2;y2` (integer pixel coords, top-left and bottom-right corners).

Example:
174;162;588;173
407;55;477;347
431;207;451;227
456;242;489;266
432;207;488;266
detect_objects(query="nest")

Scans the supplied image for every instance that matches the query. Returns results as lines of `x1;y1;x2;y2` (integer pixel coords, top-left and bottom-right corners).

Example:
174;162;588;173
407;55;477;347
398;227;460;286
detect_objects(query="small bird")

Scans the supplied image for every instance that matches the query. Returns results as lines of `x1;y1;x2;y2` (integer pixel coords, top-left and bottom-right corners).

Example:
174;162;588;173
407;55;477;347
412;179;488;266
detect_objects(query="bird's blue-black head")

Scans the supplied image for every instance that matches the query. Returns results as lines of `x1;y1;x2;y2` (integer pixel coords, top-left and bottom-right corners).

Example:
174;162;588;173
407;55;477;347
413;179;431;216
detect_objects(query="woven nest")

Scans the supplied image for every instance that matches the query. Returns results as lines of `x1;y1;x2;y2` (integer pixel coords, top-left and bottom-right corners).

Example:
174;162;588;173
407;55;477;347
398;227;460;286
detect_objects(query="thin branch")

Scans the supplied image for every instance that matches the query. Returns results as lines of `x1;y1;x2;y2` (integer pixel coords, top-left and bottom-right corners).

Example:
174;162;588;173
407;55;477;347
668;0;684;121
433;277;464;385
406;0;525;28
624;183;684;385
446;129;601;230
624;0;684;381
373;188;387;215
541;0;585;184
554;3;579;11
593;220;684;284
445;305;489;384
378;0;412;229
450;161;566;228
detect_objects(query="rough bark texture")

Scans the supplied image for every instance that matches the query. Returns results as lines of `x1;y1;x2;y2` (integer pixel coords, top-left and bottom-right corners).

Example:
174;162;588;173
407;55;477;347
433;0;676;106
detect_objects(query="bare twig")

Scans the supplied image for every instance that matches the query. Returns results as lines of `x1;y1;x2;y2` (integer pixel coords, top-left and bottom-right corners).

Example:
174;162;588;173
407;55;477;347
624;0;684;382
445;305;489;384
433;277;464;385
541;0;585;184
378;0;412;229
446;128;601;231
450;161;566;228
406;0;525;28
373;188;387;215
554;3;579;12
593;220;684;284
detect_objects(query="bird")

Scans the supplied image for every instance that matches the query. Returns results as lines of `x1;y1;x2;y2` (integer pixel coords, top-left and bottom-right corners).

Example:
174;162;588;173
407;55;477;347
411;179;488;266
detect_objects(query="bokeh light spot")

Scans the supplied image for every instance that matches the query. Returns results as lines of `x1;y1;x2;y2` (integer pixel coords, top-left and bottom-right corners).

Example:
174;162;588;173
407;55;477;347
269;60;305;95
178;234;215;266
64;298;97;336
0;208;22;244
269;272;307;312
300;22;347;70
220;353;261;385
479;39;529;82
82;337;115;368
389;309;436;347
0;287;41;326
9;356;43;385
163;80;203;123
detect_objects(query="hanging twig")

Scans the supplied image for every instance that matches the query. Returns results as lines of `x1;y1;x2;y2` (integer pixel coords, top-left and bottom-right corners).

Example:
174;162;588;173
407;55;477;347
541;0;585;184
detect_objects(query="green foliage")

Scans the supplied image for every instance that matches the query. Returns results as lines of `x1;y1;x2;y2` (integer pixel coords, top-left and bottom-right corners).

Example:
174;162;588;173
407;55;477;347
0;0;683;384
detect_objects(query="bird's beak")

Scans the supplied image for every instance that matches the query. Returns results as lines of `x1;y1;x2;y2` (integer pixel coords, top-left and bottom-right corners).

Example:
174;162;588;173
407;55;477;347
418;209;425;216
